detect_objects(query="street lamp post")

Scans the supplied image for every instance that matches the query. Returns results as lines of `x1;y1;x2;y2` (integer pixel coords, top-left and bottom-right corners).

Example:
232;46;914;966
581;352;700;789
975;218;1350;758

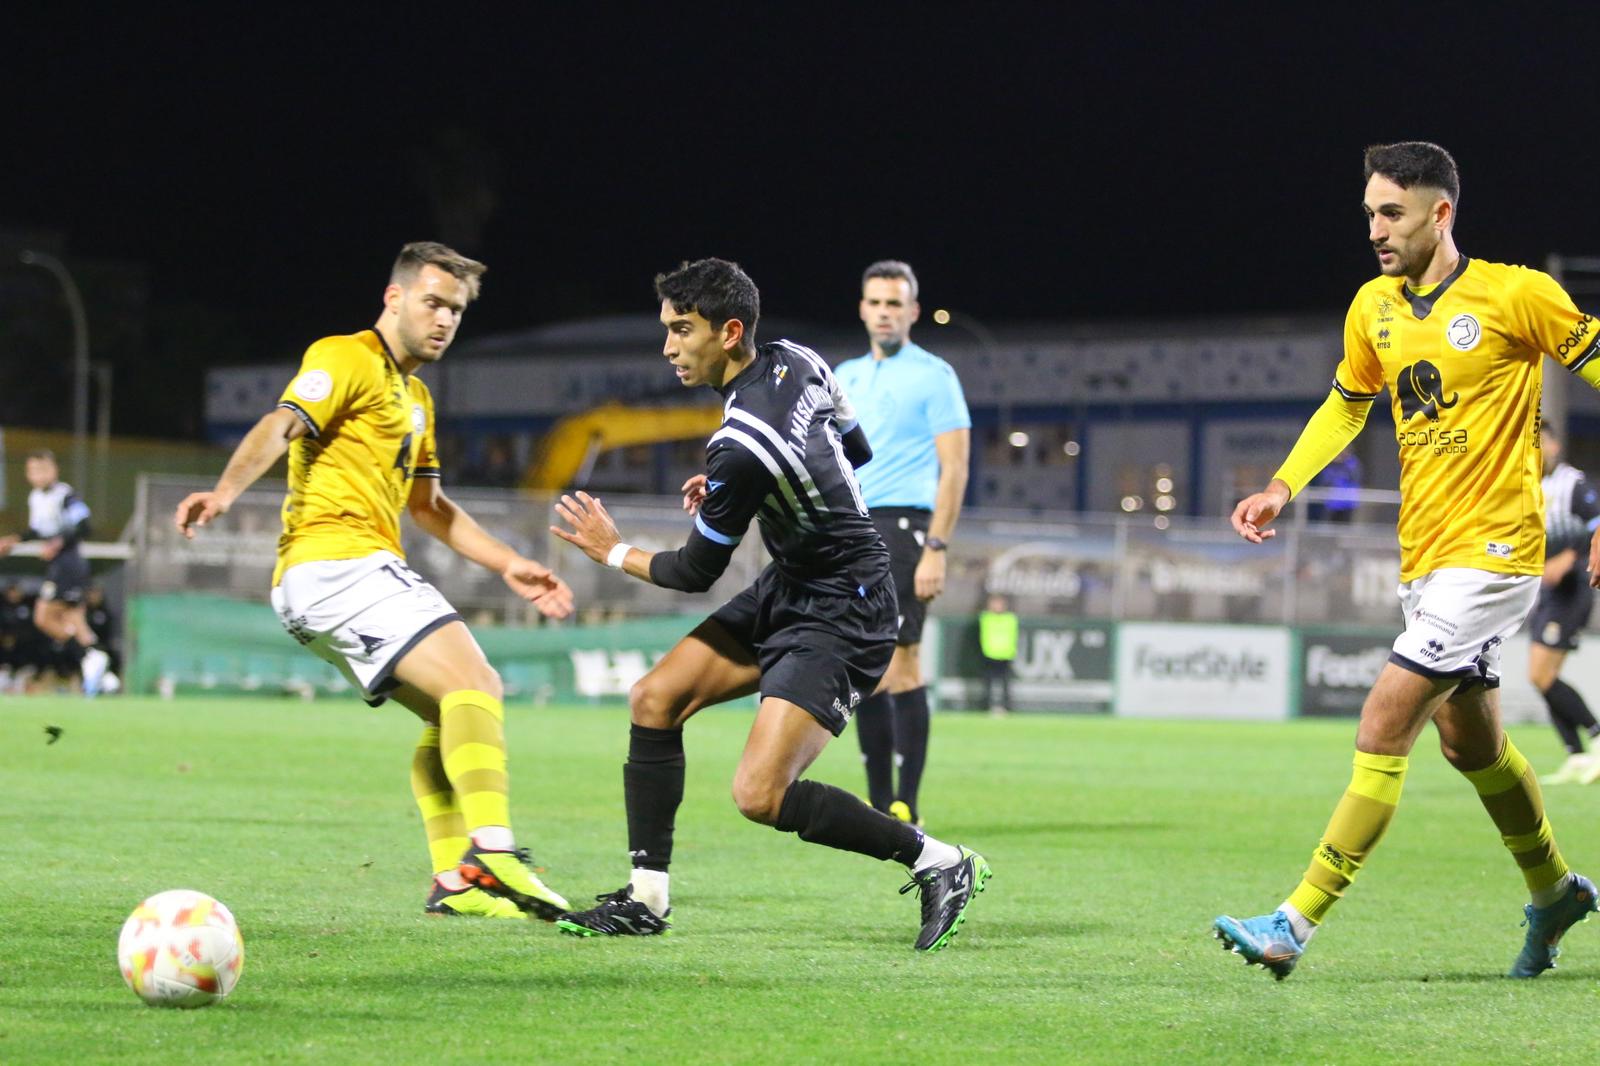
19;250;91;491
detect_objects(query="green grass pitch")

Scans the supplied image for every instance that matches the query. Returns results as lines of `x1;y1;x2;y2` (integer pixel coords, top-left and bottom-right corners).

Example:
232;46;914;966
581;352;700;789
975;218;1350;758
5;696;1600;1064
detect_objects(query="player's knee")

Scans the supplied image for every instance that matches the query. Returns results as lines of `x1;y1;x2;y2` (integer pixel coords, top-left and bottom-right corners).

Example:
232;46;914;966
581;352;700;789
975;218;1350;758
729;772;783;825
628;675;680;729
462;668;502;702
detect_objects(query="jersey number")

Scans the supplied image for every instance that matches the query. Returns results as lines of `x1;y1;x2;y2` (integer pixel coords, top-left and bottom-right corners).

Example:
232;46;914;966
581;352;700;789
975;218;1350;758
394;433;414;480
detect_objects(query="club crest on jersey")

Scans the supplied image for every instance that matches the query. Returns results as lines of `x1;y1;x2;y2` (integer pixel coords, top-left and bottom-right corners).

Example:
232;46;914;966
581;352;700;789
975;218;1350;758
293;369;333;403
1396;360;1459;422
412;405;426;435
772;362;789;386
1446;313;1481;352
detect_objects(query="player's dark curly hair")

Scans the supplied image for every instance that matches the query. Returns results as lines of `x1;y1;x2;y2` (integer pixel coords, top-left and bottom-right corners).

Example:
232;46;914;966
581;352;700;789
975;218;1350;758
654;258;760;346
1363;142;1460;204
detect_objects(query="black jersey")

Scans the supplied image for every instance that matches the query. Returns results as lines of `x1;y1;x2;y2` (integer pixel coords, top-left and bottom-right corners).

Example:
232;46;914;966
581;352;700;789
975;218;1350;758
653;340;890;598
1544;462;1600;558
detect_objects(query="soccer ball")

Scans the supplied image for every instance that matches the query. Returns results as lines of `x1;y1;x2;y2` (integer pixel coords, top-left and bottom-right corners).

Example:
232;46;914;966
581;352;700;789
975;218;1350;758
116;889;244;1008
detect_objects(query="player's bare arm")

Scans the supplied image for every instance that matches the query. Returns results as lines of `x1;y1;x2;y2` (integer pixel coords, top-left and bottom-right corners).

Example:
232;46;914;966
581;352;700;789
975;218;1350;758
405;477;573;619
915;427;969;600
681;474;709;516
551;491;657;582
1231;478;1293;544
174;407;306;538
1543;546;1578;588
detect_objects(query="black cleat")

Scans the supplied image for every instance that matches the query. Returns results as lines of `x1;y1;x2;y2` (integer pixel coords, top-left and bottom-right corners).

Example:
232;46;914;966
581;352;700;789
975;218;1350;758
903;846;992;952
556;884;673;937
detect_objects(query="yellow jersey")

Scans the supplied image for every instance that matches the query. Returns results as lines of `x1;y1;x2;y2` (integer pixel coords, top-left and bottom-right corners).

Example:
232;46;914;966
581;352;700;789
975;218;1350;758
1334;256;1598;582
271;330;439;584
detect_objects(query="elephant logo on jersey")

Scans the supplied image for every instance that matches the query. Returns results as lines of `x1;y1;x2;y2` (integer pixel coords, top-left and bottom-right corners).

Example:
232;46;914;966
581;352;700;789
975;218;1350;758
1446;312;1482;351
1396;360;1459;422
293;369;333;403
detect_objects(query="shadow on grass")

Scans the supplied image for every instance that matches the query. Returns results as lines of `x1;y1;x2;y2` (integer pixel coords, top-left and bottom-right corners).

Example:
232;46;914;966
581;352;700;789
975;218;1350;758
936;821;1172;840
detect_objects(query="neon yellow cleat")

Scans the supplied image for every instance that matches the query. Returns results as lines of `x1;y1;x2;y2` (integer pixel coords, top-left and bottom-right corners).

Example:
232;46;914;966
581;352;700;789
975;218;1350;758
458;843;571;921
424;878;524;919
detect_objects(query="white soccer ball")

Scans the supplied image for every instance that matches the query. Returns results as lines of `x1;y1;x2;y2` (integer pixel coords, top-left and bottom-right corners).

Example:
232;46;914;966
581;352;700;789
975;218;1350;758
116;889;244;1008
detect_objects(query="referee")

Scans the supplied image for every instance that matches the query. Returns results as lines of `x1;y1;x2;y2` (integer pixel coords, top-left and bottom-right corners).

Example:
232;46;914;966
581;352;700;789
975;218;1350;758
834;261;971;826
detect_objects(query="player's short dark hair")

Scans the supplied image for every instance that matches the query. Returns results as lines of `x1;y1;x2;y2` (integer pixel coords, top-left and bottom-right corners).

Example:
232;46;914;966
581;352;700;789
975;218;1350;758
654;258;760;344
390;241;487;301
25;449;56;463
862;260;919;300
1363;142;1460;205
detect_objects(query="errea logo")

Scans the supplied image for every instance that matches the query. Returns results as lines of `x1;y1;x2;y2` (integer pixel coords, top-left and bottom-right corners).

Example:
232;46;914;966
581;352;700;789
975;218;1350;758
1446;313;1481;352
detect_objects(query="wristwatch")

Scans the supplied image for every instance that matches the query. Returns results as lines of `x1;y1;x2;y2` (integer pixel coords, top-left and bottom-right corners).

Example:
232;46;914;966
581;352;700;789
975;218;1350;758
925;537;948;552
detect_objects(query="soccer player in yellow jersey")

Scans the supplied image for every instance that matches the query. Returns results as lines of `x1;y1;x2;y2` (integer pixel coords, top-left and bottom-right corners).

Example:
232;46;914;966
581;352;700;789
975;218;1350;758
1214;142;1600;980
174;242;576;921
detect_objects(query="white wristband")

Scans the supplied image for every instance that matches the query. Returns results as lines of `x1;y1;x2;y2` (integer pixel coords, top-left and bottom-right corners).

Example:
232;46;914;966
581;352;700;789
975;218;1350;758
605;542;632;569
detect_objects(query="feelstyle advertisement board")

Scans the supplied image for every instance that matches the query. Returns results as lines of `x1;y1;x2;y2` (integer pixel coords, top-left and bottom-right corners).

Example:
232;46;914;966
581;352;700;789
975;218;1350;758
1115;623;1292;720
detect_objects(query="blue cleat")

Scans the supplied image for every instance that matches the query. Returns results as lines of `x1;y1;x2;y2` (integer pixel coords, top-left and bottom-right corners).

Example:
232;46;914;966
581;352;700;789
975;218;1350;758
1509;873;1598;978
1213;910;1304;980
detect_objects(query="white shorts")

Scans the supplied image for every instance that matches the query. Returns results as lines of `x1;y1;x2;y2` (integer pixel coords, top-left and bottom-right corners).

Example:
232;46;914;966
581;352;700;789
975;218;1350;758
1391;567;1538;688
270;551;462;705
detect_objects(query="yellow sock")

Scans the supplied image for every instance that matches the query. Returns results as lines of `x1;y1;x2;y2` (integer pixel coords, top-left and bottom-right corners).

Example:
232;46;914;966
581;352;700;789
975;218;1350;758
1286;751;1408;925
410;725;467;874
440;690;511;835
1462;738;1569;897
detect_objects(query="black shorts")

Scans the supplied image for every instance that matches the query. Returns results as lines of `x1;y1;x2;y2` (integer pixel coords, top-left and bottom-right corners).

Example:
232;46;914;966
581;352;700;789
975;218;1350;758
708;565;898;736
1529;582;1594;652
41;552;90;606
872;507;931;646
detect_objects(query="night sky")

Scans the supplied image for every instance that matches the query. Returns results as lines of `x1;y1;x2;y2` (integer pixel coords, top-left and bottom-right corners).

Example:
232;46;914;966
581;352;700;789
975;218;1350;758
6;8;1600;436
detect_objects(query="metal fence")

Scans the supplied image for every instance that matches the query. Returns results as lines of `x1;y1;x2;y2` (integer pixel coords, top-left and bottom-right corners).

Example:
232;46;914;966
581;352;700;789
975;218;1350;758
132;476;1406;628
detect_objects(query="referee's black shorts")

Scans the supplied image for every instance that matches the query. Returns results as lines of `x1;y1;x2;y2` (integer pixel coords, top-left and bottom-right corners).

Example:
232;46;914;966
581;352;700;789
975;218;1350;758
42;551;91;606
871;507;931;646
708;564;898;736
1529;582;1594;652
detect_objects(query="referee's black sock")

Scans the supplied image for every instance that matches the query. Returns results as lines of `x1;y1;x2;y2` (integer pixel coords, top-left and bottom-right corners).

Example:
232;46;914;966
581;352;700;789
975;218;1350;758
623;724;684;871
854;691;897;812
892;686;930;819
775;779;923;865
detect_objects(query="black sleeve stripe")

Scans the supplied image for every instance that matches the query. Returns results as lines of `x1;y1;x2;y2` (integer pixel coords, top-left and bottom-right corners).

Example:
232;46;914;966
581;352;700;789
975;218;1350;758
1567;335;1600;374
414;467;441;479
1331;380;1380;402
278;401;322;440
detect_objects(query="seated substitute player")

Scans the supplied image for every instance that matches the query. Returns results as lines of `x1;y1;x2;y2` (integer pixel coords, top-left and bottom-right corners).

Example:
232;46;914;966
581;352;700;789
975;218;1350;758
550;258;990;952
175;242;574;921
833;260;971;827
0;449;112;695
1530;428;1600;785
1215;142;1598;980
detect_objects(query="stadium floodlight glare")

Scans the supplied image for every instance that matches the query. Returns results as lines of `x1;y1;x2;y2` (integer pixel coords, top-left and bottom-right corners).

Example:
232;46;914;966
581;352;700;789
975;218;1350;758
1153;515;1171;530
1156;494;1176;511
1156;476;1174;492
1121;495;1143;512
932;308;952;325
18;250;91;492
1063;440;1081;457
1008;431;1029;448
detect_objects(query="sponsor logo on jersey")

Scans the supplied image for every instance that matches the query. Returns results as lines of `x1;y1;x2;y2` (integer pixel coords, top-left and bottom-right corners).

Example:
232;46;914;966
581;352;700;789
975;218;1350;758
1446;312;1481;352
412;404;426;435
1556;315;1596;360
1485;541;1512;558
1396;360;1459;422
293;369;333;402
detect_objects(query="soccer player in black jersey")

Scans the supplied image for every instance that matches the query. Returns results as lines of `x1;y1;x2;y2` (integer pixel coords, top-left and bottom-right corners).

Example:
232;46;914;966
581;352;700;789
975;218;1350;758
551;258;990;951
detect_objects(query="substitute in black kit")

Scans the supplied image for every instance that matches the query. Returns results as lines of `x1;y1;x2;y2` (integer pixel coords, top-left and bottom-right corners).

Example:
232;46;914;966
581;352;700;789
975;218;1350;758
551;258;991;952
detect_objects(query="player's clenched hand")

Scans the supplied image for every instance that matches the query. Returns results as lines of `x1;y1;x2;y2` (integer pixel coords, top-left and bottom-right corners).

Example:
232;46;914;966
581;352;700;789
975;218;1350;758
174;492;229;539
1231;483;1291;545
502;557;574;619
550;491;622;565
681;474;709;515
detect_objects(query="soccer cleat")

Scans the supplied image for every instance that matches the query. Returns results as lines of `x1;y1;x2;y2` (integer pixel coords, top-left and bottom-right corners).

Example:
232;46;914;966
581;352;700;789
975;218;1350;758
457;842;571;921
1541;754;1592;786
424;877;524;919
902;845;991;952
80;647;111;697
1580;760;1600;787
1213;910;1305;980
555;885;673;937
1509;873;1598;977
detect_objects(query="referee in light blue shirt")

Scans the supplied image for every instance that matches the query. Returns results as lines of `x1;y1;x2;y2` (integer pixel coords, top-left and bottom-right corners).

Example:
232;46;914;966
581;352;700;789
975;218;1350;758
833;261;970;827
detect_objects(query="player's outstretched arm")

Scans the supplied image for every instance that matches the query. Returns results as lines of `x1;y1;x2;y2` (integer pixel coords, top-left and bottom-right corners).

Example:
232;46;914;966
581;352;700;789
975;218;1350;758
174;407;305;539
1231;479;1292;544
551;491;656;582
406;479;572;619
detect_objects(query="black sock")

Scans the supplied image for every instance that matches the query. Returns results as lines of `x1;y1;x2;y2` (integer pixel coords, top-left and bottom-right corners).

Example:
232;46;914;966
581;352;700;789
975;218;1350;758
623;724;684;871
892;687;930;818
1548;679;1599;732
775;779;923;865
854;691;896;811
